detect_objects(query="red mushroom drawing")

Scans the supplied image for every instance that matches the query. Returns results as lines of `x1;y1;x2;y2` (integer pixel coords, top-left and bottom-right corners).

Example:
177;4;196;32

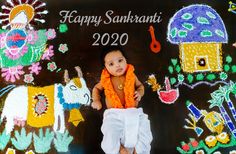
157;77;179;104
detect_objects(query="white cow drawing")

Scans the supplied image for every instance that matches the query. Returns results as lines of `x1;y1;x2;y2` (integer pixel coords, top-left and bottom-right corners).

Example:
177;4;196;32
1;66;91;134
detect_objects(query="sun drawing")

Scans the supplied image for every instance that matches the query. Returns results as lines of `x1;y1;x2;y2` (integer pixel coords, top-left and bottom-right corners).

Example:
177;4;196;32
0;0;48;29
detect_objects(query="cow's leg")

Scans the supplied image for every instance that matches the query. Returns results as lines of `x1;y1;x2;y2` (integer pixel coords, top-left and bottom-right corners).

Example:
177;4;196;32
58;110;65;133
54;101;65;133
53;113;59;131
5;117;14;135
53;101;62;132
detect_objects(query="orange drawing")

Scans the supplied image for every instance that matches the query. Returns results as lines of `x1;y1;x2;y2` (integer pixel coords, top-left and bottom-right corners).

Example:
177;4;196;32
148;25;161;53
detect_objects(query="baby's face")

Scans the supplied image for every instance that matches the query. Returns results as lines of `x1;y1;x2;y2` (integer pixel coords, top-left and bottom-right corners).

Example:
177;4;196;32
104;50;127;76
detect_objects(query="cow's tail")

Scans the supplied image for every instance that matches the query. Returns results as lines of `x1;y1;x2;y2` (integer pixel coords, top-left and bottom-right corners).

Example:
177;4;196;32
0;85;16;97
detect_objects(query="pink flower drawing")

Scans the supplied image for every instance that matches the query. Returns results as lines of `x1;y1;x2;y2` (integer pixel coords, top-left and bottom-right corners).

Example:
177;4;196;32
27;30;38;44
4;45;28;60
41;45;54;60
24;74;34;84
13;117;25;127
46;29;56;40
1;66;25;82
0;33;6;48
29;62;42;75
47;62;57;72
58;44;68;53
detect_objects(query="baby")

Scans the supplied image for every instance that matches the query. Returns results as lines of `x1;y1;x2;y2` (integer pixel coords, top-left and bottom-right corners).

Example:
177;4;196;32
91;46;152;154
233;42;236;47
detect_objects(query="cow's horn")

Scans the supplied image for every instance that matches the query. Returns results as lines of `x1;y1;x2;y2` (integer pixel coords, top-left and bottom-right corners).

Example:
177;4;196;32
64;69;70;83
75;66;83;78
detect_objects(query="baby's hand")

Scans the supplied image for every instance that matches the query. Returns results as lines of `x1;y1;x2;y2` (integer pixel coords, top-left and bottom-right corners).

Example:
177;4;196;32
233;42;236;47
134;91;142;104
91;100;102;110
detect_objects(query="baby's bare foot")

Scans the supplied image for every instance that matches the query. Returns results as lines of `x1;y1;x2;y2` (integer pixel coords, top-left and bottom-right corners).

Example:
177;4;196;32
233;42;236;47
119;145;129;154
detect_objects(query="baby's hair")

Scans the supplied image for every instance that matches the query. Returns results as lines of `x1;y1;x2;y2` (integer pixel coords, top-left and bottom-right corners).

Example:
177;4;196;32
100;46;128;67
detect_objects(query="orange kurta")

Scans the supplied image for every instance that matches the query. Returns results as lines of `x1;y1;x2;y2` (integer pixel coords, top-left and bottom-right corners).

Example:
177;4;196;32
101;64;135;108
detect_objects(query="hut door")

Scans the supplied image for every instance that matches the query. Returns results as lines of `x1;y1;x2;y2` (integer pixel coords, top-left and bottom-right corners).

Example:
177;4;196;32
194;56;210;72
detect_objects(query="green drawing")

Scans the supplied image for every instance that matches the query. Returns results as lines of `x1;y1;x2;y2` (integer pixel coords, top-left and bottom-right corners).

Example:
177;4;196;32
219;72;228;80
196;73;204;81
187;74;194;83
177;135;236;154
54;130;73;152
11;128;32;150
0;130;10;150
178;74;184;83
171;59;178;66
170;77;177;85
232;65;236;73
168;66;174;74
59;24;68;33
224;64;230;72
206;74;216;81
33;128;54;153
226;55;232;64
175;65;181;73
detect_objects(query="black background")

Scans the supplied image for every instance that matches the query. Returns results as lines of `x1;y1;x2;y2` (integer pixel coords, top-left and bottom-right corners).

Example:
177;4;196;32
1;0;236;154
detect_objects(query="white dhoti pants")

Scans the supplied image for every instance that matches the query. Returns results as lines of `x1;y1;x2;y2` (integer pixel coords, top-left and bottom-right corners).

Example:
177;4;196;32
101;108;152;154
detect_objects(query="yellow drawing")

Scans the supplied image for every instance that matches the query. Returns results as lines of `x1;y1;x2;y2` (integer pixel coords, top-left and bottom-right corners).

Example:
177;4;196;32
0;0;48;29
6;148;15;154
27;85;54;127
216;132;230;144
25;150;35;154
228;1;236;14
167;4;228;73
68;108;84;127
205;135;217;147
202;110;224;134
179;43;222;72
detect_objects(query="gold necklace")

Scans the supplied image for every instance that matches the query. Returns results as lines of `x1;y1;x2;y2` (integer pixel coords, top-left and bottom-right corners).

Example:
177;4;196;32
118;84;124;90
117;76;124;90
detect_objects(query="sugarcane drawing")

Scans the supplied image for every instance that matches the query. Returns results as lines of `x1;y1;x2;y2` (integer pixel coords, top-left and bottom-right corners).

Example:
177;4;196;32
208;82;236;137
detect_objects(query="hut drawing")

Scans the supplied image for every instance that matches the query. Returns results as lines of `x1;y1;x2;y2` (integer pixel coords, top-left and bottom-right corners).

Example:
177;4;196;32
167;4;228;73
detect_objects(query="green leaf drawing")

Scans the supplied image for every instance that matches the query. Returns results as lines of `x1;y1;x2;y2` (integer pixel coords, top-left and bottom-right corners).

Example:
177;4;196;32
59;24;68;33
230;81;236;95
175;65;181;73
170;77;177;85
226;55;232;64
224;64;230;72
33;128;54;153
208;89;224;108
177;74;184;82
54;130;73;152
196;73;204;81
171;59;178;66
168;66;174;74
11;128;32;150
177;135;236;154
219;72;228;80
0;130;10;150
232;65;236;73
187;74;194;83
206;74;216;81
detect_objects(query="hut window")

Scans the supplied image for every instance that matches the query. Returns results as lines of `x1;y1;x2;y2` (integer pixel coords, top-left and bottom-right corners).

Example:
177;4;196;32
194;56;210;71
198;58;206;66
